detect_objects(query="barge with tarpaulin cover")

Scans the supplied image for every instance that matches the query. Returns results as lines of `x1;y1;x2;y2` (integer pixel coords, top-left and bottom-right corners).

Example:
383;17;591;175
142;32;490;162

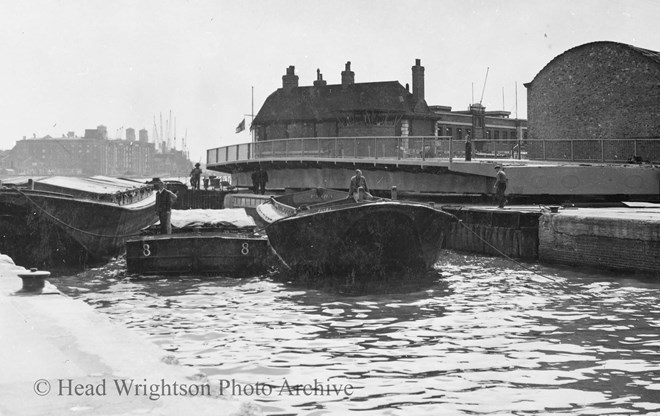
0;176;158;268
125;208;269;276
256;188;456;280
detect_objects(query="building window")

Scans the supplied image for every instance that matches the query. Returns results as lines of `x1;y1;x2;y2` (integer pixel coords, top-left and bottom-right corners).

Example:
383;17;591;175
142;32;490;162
494;131;499;140
502;131;508;141
458;128;463;140
486;130;491;140
446;127;452;137
511;131;517;140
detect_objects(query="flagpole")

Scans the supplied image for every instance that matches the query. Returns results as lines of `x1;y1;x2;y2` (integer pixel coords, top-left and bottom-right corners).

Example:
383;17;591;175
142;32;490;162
251;86;255;143
242;87;256;143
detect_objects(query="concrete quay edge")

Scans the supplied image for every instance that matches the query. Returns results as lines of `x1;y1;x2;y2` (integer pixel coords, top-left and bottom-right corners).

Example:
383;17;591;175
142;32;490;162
0;256;261;416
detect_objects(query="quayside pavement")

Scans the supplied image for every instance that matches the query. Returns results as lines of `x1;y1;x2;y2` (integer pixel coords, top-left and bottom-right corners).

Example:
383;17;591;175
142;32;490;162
0;255;261;416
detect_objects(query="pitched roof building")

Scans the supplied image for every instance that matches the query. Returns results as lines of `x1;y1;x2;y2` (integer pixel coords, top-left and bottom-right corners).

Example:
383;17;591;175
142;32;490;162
253;60;437;141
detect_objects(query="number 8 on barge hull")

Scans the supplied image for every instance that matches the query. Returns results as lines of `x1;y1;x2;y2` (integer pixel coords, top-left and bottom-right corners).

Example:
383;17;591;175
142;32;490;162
125;208;270;277
125;232;269;276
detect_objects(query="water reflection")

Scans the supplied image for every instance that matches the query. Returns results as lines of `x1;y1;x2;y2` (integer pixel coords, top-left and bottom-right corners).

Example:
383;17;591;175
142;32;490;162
53;252;660;415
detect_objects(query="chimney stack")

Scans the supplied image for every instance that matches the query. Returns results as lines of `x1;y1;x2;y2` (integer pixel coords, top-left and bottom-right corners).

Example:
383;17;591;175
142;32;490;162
282;66;299;92
341;61;355;86
313;68;327;87
412;58;425;103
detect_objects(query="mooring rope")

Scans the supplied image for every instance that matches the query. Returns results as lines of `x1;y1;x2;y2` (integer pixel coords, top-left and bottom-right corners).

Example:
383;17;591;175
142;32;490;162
447;210;559;282
15;188;150;239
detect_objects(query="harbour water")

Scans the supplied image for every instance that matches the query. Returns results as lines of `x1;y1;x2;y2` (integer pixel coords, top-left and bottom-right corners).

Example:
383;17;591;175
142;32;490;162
53;252;660;415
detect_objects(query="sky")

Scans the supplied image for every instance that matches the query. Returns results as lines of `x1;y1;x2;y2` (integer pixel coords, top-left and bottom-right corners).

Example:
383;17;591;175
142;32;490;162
1;0;659;163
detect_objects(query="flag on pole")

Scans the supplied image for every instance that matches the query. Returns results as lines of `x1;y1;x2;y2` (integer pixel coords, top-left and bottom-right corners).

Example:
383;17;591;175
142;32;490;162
235;118;245;134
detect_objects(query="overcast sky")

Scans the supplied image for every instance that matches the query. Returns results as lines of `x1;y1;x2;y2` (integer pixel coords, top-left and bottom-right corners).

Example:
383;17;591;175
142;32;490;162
1;0;658;162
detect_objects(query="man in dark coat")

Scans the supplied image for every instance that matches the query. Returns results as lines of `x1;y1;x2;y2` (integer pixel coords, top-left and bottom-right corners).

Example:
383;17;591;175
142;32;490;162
257;167;268;195
152;178;177;234
251;171;259;194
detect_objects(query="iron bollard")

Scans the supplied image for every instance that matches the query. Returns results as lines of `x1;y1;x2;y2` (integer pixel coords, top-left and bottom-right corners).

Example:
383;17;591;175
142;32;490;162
391;186;398;200
16;268;50;293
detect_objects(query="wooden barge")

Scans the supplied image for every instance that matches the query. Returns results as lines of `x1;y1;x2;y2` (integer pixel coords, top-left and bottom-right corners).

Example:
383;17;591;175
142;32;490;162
125;208;269;276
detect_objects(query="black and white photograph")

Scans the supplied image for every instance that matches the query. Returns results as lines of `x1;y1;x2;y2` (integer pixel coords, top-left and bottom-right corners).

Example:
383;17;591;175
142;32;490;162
1;0;659;415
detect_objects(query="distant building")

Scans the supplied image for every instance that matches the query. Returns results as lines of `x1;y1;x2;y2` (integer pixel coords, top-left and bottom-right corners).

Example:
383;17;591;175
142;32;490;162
525;41;660;161
4;122;193;177
139;129;149;143
6;130;155;176
83;125;108;140
126;128;136;142
153;149;192;177
431;104;526;154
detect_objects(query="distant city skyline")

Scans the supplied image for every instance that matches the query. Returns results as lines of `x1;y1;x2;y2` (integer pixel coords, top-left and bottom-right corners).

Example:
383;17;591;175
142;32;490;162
1;0;658;162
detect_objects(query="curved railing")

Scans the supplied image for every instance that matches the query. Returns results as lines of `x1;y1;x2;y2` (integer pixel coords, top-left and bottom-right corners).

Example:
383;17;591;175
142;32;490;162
207;136;660;165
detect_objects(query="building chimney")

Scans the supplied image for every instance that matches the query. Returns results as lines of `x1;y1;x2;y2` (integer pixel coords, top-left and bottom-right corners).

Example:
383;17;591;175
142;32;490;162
412;58;425;103
282;65;299;92
341;61;354;86
313;68;327;87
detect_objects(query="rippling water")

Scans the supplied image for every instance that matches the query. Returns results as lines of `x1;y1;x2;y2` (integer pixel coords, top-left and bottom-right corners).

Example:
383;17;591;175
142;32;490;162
53;252;660;415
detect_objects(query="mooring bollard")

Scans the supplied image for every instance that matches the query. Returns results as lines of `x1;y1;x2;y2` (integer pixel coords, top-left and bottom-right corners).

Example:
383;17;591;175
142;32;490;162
391;186;398;200
16;268;51;293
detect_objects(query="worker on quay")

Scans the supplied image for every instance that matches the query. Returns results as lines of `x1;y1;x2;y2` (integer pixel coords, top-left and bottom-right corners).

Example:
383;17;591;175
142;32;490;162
251;170;259;194
189;163;203;190
493;165;508;209
349;169;373;202
257;167;269;195
151;178;177;234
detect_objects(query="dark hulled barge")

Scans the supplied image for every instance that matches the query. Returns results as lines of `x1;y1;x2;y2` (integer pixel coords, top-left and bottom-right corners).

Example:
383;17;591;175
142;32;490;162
256;189;456;280
0;176;158;268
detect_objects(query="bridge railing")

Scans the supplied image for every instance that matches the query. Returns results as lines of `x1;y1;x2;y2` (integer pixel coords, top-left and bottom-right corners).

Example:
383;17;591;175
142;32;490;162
207;136;660;165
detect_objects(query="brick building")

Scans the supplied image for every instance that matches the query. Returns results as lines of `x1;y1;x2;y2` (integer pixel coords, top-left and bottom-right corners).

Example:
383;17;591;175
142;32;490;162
432;104;526;155
253;60;436;141
251;59;526;157
524;41;660;161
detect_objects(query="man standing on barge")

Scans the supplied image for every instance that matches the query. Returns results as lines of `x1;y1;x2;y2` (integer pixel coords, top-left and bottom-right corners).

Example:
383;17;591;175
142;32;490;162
152;178;177;234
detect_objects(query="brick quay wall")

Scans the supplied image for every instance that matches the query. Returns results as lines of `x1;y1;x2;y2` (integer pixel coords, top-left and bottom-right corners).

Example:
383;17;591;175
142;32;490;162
440;205;660;278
